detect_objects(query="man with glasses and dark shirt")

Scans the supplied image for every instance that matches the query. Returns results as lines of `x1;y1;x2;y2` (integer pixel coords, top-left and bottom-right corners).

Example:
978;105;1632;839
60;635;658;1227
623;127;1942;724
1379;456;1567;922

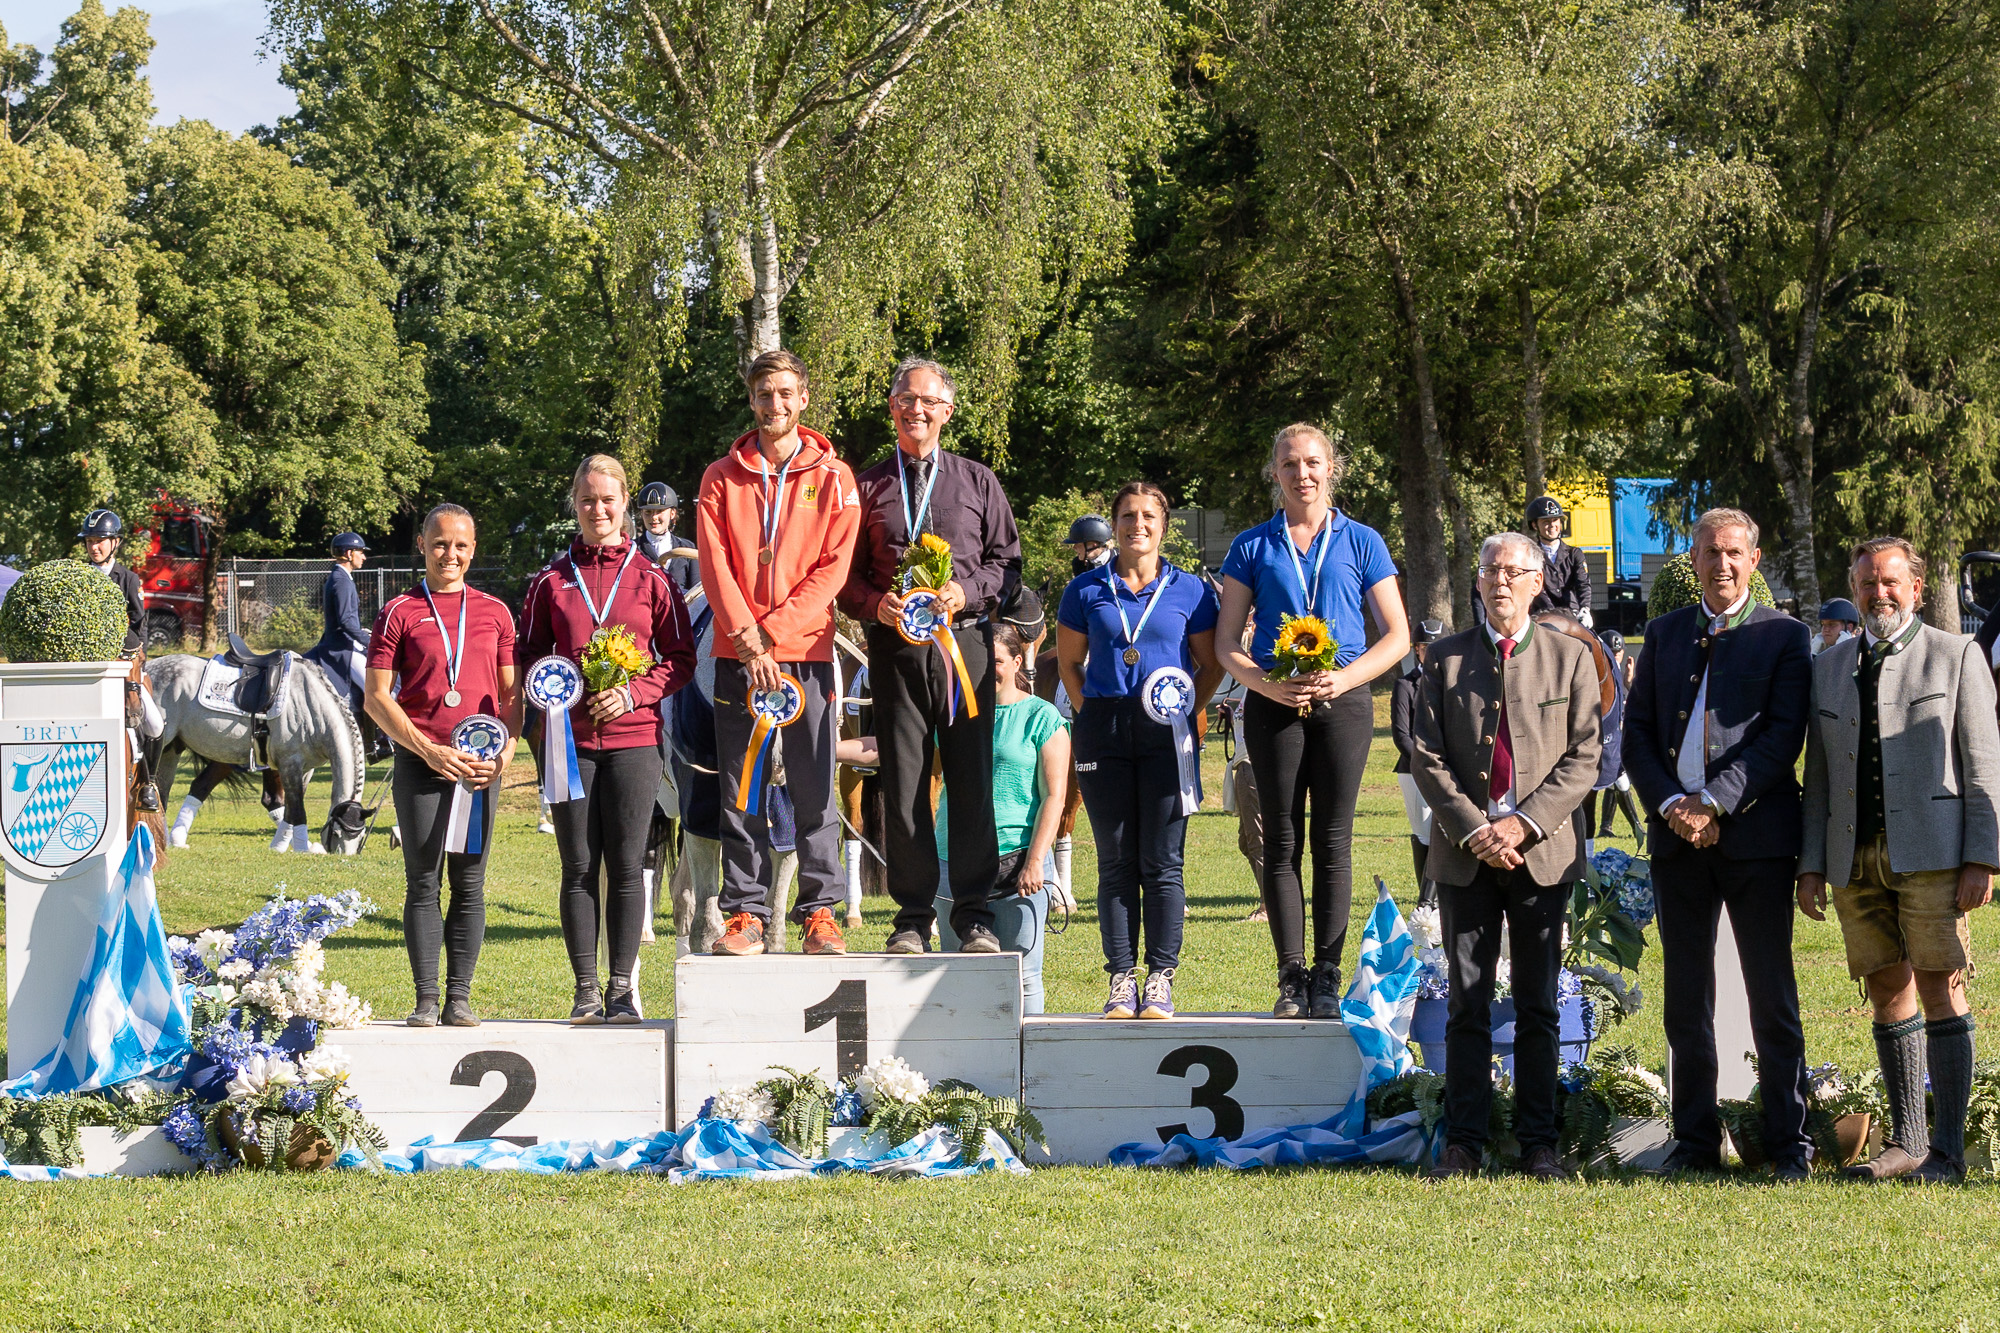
838;357;1022;954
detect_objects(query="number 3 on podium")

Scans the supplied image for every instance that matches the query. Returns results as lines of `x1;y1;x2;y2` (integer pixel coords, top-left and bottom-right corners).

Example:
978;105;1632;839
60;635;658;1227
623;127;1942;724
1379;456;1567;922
1155;1045;1244;1142
805;979;868;1078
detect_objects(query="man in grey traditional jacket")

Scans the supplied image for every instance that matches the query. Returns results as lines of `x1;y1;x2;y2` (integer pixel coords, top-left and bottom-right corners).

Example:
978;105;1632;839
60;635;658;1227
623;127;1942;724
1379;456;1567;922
1799;535;2000;1183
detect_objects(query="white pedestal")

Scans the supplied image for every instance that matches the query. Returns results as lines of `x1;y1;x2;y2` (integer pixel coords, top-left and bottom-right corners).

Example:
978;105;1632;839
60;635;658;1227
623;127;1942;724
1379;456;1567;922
336;1020;672;1146
1021;1014;1364;1164
1713;926;1756;1100
79;1126;188;1176
2;662;134;1080
673;954;1022;1126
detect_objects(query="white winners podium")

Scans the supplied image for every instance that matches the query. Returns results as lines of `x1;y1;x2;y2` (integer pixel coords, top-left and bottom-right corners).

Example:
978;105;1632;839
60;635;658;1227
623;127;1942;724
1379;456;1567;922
1023;1014;1364;1163
673;953;1023;1126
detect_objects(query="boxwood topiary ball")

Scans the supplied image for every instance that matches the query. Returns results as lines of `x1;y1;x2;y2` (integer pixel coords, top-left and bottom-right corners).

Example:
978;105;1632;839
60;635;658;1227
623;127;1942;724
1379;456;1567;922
1646;552;1776;620
0;559;131;662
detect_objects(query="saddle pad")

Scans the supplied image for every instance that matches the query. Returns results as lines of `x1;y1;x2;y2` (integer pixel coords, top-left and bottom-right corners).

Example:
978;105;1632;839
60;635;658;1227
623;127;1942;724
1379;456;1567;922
197;653;292;719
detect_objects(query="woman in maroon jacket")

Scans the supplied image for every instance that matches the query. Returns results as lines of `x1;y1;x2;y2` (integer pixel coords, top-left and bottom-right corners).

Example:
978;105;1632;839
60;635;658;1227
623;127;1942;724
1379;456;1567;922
521;455;697;1023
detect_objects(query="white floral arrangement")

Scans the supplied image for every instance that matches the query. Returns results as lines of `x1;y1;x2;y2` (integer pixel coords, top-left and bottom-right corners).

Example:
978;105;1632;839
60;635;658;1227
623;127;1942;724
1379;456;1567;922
709;1085;779;1125
854;1055;930;1110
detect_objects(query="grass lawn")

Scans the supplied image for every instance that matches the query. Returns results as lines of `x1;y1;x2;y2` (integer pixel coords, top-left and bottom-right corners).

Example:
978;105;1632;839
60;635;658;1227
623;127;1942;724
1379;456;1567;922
7;688;2000;1330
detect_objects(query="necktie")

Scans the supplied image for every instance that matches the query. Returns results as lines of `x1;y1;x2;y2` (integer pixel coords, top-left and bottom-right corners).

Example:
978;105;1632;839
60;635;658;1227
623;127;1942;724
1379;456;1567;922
1489;637;1516;805
905;457;931;536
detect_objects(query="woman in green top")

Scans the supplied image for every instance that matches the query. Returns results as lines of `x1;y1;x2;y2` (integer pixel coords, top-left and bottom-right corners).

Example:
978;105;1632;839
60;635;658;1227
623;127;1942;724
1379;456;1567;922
935;623;1071;1013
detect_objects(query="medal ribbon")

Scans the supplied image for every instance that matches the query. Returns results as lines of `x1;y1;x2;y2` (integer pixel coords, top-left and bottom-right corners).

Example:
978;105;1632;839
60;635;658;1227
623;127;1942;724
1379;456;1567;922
443;721;507;855
533;661;586;805
1106;563;1172;670
570;543;637;627
759;445;796;559
934;622;979;722
896;445;942;542
421;579;467;703
1282;510;1332;615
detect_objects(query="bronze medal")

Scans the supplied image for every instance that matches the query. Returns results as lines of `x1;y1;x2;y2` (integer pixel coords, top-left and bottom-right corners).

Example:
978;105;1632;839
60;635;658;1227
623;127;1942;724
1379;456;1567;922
758;547;775;567
1123;647;1140;667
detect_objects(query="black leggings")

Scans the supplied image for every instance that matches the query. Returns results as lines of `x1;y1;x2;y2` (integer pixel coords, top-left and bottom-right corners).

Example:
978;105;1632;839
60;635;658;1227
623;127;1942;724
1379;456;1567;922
1244;687;1373;970
392;750;490;1001
552;746;659;986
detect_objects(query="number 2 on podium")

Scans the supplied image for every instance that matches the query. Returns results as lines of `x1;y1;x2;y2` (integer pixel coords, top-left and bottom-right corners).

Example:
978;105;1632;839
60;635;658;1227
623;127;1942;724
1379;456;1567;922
805;979;868;1077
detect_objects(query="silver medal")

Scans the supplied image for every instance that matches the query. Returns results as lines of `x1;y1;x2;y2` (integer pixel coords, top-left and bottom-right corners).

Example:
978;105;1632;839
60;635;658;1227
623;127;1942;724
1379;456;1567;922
444;689;462;708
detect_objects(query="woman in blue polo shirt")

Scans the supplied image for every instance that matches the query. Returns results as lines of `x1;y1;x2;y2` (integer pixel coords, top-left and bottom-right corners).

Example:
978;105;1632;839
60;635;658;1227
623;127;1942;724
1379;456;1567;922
1057;481;1224;1021
1217;424;1411;1020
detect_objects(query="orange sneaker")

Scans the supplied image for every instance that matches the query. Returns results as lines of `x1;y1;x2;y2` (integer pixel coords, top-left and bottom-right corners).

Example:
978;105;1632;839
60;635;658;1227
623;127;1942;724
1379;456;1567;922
713;912;766;956
802;907;847;956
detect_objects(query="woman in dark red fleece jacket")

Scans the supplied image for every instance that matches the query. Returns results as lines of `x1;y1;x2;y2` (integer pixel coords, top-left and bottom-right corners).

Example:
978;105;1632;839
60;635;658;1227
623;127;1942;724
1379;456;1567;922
520;454;696;1023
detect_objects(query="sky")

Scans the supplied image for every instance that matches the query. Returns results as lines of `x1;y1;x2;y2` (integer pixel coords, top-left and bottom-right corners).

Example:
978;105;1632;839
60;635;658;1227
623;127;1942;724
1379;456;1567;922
0;0;295;134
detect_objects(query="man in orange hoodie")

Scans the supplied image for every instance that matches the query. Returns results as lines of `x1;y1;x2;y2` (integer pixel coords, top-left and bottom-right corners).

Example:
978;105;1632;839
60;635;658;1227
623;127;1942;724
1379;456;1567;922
696;349;862;956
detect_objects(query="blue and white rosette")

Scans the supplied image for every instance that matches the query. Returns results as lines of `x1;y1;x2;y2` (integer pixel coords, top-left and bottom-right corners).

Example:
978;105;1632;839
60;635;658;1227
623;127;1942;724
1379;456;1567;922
897;591;977;720
444;714;509;855
1142;666;1202;816
735;674;804;816
526;654;586;804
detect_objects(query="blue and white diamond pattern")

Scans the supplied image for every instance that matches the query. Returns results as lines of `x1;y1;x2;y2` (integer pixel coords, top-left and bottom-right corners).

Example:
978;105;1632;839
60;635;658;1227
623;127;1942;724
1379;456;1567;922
5;743;107;868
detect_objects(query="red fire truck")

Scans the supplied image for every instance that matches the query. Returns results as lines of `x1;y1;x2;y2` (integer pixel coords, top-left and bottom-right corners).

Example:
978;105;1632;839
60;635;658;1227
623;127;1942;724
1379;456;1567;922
131;496;212;651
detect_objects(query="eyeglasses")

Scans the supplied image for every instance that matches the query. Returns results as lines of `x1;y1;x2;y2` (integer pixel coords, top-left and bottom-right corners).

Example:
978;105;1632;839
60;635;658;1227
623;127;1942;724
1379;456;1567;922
891;394;954;411
1479;564;1539;584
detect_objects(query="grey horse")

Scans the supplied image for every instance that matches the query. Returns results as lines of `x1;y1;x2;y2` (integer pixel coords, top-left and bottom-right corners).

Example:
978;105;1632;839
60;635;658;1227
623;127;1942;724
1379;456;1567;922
146;653;369;855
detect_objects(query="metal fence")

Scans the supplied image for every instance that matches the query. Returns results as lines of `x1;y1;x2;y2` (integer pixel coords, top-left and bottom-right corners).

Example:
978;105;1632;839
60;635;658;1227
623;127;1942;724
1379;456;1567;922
220;560;521;649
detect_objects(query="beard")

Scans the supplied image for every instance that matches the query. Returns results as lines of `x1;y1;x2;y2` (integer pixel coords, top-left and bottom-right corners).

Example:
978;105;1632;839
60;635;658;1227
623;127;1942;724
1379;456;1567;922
1863;602;1911;639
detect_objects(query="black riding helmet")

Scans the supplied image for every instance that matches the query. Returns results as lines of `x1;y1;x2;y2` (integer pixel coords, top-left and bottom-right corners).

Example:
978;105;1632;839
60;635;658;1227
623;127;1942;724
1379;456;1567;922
77;508;123;540
1065;514;1113;546
637;482;678;511
1525;495;1566;525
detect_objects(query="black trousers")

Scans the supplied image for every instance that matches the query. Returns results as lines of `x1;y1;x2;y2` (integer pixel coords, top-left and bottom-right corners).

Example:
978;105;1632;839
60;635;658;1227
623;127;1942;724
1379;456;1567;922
1442;862;1567;1153
1073;699;1188;974
1652;833;1810;1162
713;658;842;923
392;750;490;1002
1243;687;1373;969
551;745;658;986
867;621;998;937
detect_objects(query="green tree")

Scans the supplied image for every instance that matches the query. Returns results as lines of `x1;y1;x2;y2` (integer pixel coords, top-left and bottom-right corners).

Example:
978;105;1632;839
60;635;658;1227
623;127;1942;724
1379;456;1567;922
131;122;430;643
1665;0;2000;618
17;0;154;168
271;0;1173;462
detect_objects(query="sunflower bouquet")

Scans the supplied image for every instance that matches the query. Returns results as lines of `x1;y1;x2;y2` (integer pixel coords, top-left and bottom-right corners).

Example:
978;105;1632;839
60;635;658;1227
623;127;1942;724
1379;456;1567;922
1268;614;1340;716
580;624;654;694
898;532;955;593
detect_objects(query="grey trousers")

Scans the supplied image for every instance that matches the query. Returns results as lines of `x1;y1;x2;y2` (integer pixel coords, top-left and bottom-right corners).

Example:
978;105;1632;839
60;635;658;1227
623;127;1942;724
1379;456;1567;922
713;658;842;924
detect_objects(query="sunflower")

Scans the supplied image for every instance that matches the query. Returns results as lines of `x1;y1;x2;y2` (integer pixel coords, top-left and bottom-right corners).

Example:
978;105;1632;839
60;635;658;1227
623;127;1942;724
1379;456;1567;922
919;533;952;558
1273;614;1332;660
899;530;956;590
580;625;655;691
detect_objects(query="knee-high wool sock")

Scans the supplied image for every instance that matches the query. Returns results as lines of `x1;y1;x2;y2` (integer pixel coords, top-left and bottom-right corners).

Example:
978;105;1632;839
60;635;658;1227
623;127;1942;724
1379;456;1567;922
1875;1014;1929;1156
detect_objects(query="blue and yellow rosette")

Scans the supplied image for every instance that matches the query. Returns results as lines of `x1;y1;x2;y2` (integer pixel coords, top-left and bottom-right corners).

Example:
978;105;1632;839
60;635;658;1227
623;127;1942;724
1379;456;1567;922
525;655;586;804
1142;666;1201;817
735;673;804;815
897;590;979;722
445;714;509;855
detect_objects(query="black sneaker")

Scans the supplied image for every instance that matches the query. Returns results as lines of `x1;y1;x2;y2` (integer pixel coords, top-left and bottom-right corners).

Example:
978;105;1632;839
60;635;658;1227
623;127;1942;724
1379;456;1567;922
1307;962;1343;1018
958;924;1002;955
604;980;642;1025
1650;1143;1723;1175
1273;963;1309;1018
569;982;605;1026
442;998;481;1028
885;929;927;955
405;996;440;1028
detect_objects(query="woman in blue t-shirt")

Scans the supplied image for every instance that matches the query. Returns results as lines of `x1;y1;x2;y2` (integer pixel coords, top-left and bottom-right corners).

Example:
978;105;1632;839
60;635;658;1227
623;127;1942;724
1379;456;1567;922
1216;424;1411;1019
1057;481;1224;1021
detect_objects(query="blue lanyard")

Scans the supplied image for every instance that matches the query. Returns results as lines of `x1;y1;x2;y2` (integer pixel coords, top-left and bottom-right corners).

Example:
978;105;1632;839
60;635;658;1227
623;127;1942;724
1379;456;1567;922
759;447;796;553
420;579;466;690
1106;563;1172;652
570;543;637;627
896;446;942;540
1282;511;1331;614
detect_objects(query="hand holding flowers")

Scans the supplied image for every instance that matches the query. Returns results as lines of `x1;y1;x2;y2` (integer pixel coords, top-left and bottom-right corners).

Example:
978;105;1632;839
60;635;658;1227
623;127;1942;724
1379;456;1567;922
580;625;653;724
1266;614;1341;716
